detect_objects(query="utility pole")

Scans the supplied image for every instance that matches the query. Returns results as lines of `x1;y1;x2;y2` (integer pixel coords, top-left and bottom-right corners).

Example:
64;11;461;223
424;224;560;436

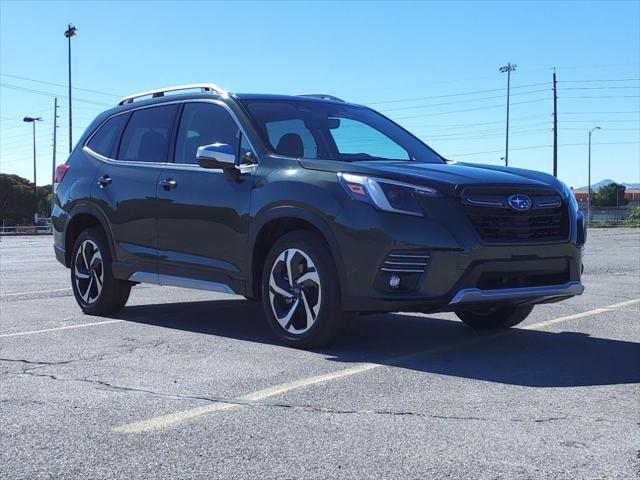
52;97;59;187
64;24;77;154
587;126;601;227
499;62;517;167
552;68;558;177
23;116;43;222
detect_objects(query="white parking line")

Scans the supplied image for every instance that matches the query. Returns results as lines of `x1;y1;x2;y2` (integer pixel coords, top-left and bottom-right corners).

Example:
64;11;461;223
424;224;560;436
115;297;640;434
0;319;123;338
1;287;71;297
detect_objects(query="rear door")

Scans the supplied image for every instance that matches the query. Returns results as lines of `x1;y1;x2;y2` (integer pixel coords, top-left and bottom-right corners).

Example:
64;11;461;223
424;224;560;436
90;103;179;279
156;100;256;293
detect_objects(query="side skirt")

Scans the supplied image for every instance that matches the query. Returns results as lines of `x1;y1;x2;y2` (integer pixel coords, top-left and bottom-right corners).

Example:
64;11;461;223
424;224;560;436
128;272;236;295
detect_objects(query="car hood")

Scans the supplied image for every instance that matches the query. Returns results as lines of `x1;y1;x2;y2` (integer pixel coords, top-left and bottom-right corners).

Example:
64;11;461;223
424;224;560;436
298;158;564;197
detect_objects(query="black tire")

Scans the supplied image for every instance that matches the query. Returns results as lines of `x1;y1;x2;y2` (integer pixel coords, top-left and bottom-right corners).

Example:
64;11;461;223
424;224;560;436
456;305;534;329
261;230;349;348
70;227;131;316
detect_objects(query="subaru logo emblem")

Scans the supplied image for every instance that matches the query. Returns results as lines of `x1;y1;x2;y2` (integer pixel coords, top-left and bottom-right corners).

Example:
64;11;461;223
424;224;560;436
507;194;532;211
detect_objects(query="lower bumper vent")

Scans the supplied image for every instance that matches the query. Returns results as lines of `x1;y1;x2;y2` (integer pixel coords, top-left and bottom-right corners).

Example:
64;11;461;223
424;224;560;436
381;251;431;273
375;250;430;293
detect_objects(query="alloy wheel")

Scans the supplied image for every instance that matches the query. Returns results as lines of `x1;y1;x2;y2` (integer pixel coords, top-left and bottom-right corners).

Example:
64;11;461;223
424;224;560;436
268;248;322;334
74;239;104;304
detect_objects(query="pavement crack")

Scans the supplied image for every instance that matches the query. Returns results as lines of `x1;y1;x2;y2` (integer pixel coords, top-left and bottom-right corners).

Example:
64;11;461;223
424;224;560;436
0;357;75;366
6;369;226;403
5;369;576;424
256;401;570;423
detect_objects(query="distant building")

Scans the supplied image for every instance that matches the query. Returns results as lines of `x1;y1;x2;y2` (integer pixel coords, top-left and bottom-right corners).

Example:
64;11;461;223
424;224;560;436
572;188;640;206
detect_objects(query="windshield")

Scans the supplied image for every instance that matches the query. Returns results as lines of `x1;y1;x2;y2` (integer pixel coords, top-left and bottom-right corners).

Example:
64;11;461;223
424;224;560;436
241;99;444;163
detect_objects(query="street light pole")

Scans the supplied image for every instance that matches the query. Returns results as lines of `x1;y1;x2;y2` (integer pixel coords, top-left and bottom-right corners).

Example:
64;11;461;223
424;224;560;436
64;24;77;154
499;62;517;167
23;116;43;222
587;126;601;227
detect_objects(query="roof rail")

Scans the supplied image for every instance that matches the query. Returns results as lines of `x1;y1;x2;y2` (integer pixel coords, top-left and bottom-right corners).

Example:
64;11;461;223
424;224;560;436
297;94;346;102
117;83;228;106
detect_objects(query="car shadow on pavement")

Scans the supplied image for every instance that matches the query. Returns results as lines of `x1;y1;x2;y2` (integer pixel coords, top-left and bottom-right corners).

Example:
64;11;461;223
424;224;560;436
116;299;640;388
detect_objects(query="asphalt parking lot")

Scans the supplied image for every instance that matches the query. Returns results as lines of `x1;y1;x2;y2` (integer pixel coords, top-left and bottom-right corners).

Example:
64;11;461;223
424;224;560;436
1;229;639;479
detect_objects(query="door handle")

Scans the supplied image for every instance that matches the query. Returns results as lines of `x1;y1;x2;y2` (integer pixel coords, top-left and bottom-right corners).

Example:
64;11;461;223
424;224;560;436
159;178;177;190
97;175;112;188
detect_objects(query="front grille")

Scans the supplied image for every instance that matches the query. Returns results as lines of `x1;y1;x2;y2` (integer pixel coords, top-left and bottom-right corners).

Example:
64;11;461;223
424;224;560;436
461;187;569;243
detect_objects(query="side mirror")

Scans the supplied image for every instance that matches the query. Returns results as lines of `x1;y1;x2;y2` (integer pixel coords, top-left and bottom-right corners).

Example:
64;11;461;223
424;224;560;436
196;143;236;169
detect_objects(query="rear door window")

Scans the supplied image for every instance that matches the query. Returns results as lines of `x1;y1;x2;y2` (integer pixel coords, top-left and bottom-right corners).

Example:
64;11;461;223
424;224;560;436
117;104;178;163
86;114;128;158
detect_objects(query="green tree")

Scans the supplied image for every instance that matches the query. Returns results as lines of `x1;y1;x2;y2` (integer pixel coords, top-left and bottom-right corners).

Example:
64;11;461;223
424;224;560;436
0;173;52;224
590;182;629;207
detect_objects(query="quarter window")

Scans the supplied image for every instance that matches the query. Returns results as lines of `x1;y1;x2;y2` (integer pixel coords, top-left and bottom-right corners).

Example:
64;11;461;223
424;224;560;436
86;114;128;158
174;103;240;165
118;104;178;163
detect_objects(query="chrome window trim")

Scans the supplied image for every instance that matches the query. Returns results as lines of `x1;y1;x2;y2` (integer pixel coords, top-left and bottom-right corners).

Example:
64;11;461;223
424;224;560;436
82;99;259;171
83;100;183;166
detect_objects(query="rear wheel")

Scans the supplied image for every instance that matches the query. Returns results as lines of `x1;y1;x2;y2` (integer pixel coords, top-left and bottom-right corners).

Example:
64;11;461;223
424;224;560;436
71;227;131;316
456;305;533;329
261;231;349;348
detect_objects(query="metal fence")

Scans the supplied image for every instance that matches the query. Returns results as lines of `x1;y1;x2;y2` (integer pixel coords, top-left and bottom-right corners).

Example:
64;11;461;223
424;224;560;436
0;218;52;235
578;206;638;226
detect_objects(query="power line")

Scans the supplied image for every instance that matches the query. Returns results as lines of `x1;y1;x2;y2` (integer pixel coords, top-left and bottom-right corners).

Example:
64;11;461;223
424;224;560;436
0;83;112;106
561;127;639;131
558;78;640;83
449;141;640;157
393;98;548;120
561;111;640;114
0;124;30;132
424;123;552;138
449;145;552;156
404;114;551;130
431;129;551;142
559;119;639;123
561;95;640;99
0;132;34;141
380;89;551;113
0;73;121;97
366;82;551;105
562;86;639;90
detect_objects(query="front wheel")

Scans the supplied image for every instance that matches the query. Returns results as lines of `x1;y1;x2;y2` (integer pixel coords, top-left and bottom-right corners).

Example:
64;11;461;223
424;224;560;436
261;231;349;348
456;305;533;329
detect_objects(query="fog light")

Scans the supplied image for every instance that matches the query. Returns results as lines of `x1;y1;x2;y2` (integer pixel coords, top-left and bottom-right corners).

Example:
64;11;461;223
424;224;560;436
389;274;401;289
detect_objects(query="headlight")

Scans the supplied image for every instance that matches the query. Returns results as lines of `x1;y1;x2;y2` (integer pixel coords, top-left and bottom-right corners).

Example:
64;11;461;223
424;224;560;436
337;173;439;216
559;181;578;211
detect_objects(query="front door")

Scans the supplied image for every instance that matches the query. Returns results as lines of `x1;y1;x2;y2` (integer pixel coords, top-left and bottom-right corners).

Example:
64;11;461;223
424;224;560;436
156;101;256;293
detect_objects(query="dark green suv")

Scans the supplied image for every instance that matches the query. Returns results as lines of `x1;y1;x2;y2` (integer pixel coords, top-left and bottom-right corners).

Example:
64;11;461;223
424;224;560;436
52;84;585;348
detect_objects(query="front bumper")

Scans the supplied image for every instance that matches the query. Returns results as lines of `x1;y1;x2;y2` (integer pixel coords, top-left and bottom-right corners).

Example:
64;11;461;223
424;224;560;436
334;199;584;312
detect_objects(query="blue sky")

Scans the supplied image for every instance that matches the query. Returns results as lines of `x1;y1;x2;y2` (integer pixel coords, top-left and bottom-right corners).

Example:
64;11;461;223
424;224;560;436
1;0;638;188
